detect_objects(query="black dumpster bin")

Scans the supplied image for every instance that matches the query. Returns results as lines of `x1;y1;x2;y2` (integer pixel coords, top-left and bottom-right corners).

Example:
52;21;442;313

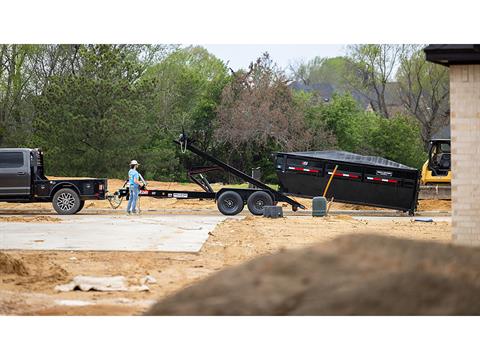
273;150;420;214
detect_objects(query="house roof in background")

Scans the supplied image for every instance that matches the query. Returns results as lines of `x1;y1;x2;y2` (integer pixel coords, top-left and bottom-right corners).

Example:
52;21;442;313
432;125;451;140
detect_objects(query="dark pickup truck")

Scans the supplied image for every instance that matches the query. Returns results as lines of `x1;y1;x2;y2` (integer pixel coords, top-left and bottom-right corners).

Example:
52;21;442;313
0;148;107;214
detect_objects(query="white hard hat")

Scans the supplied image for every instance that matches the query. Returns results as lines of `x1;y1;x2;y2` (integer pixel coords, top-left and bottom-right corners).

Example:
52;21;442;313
130;160;139;166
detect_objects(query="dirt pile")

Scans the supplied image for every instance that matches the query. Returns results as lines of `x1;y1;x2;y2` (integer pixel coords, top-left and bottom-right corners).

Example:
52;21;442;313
0;252;29;276
147;234;480;315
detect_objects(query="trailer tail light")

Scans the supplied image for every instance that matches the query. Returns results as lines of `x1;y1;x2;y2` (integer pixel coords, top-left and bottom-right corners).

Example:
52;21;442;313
99;184;104;191
288;166;319;173
366;176;398;184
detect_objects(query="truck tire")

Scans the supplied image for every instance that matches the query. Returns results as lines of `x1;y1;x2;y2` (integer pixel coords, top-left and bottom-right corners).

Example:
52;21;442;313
247;191;273;216
217;191;244;216
52;188;81;215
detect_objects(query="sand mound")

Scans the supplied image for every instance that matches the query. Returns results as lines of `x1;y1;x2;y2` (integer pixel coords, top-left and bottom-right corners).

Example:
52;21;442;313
146;234;480;315
0;252;29;276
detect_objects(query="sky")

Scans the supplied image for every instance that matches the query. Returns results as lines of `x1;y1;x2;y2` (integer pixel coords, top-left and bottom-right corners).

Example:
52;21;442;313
201;44;346;71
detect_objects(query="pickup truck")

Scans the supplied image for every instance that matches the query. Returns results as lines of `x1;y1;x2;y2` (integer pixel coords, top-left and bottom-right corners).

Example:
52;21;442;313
0;148;107;215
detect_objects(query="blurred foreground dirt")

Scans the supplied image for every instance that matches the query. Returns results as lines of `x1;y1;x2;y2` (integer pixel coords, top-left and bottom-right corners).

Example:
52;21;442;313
0;214;450;315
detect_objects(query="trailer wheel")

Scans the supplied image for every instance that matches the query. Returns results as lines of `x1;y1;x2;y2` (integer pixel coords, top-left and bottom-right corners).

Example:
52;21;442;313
247;191;273;216
52;188;81;215
217;191;244;216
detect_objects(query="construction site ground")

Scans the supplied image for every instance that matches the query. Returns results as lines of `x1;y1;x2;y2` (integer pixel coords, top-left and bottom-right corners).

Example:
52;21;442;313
0;179;452;315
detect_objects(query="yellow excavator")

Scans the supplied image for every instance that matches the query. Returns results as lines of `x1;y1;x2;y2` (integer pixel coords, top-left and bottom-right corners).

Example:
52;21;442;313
419;136;451;200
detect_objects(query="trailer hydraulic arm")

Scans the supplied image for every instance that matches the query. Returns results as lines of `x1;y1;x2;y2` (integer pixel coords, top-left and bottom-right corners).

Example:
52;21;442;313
175;135;305;210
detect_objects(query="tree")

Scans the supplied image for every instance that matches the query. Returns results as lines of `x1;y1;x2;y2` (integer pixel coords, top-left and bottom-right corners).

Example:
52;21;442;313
289;56;350;87
32;45;168;179
318;93;378;153
0;45;39;146
346;44;408;118
143;46;230;152
216;53;312;152
215;53;327;181
292;90;337;151
396;47;449;145
369;114;426;168
315;93;425;168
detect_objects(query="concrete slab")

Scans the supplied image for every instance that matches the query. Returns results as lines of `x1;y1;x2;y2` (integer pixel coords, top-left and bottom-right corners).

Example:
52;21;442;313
0;215;232;252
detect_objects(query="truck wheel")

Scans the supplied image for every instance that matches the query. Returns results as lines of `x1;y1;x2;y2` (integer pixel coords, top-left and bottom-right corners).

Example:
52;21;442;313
53;188;81;215
217;191;244;216
247;191;273;216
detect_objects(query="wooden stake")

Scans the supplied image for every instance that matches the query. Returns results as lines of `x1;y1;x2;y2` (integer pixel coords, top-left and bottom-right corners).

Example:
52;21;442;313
327;197;335;215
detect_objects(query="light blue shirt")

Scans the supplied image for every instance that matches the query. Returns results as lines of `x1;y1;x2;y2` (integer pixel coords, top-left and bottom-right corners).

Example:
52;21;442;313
128;169;139;188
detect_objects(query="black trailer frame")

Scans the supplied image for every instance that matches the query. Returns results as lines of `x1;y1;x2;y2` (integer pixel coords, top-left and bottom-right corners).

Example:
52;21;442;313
114;134;305;216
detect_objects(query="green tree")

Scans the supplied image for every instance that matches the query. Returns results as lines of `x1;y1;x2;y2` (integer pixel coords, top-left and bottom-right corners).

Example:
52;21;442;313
319;93;378;153
0;44;39;146
369;114;426;168
290;56;350;87
143;46;230;151
292;90;337;150
33;45;167;179
139;46;230;180
314;93;425;168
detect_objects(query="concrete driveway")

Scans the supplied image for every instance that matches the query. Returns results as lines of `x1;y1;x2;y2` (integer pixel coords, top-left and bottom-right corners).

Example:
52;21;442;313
0;214;234;252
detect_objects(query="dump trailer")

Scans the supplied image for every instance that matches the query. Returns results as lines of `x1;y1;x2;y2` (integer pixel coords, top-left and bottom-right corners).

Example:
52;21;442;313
110;134;305;216
274;150;421;215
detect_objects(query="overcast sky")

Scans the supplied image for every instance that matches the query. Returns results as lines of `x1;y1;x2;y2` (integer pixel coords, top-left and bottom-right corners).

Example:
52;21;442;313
201;44;347;71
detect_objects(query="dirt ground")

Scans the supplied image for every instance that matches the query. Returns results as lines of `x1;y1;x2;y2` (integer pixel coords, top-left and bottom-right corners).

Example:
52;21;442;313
0;178;452;315
0;215;451;315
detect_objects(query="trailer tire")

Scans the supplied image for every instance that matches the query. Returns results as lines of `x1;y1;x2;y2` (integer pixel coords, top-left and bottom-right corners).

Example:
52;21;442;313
247;191;273;216
52;188;81;215
217;191;244;216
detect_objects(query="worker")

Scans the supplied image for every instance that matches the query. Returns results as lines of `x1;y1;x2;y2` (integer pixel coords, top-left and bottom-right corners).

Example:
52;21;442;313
126;160;143;215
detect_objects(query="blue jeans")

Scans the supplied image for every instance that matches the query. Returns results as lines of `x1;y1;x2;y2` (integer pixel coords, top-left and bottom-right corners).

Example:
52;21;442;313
127;186;139;213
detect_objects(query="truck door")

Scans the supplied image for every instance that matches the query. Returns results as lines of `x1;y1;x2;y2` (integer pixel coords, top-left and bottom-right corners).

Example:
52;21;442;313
0;151;30;197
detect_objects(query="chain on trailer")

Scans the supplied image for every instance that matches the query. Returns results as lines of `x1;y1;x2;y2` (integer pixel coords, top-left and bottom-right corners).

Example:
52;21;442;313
106;180;128;209
107;192;123;209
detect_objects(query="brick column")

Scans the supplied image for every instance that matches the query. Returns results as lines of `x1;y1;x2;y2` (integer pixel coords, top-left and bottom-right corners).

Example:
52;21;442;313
450;64;480;245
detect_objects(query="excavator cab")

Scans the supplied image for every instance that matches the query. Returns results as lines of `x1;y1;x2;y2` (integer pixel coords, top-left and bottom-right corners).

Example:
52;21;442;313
421;139;451;184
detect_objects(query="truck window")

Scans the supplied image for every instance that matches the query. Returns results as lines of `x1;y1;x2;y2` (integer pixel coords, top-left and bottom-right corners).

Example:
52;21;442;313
0;152;24;168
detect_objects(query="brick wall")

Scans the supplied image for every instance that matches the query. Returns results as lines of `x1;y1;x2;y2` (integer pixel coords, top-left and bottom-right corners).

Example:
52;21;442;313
450;64;480;245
